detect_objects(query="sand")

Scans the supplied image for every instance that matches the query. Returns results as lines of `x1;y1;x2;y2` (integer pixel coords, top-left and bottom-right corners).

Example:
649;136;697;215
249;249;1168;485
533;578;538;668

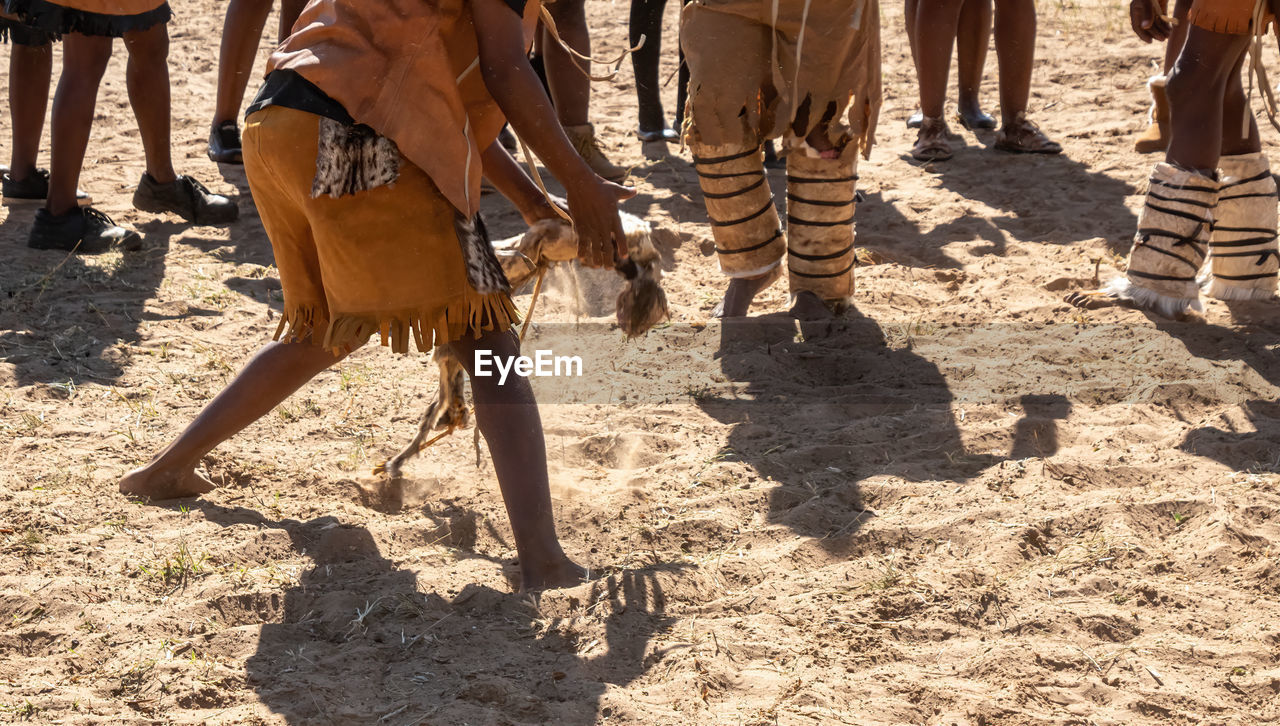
3;1;1280;724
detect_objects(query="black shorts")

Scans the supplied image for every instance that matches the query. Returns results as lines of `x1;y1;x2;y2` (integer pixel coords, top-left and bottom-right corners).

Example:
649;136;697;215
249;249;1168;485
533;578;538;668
1;0;171;39
0;16;56;45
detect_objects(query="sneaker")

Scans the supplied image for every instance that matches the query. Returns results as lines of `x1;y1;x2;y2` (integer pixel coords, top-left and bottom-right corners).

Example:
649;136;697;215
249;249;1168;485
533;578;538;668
27;206;142;254
132;173;239;225
208;121;243;164
3;168;92;206
563;123;628;182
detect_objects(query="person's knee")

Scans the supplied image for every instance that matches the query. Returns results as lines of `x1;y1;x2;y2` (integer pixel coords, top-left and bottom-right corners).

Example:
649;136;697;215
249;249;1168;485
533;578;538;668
12;42;53;64
63;35;115;74
547;0;587;25
124;25;170;64
1165;63;1212;110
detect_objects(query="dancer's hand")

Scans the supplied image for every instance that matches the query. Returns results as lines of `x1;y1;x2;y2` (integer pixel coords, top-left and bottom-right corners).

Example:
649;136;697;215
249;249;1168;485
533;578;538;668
567;177;635;268
1130;0;1171;42
522;193;570;226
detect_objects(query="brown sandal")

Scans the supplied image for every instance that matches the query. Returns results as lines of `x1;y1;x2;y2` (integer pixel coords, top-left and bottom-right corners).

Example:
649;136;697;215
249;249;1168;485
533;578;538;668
994;116;1062;155
911;117;953;162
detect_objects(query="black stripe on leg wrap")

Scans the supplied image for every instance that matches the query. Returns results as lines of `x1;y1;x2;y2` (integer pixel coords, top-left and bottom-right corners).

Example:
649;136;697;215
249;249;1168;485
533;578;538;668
1145;202;1212;224
787;213;856;227
790;259;856;279
1129;270;1197;282
702;176;767;199
786;193;857;207
693;146;762;165
788;242;855;262
786;174;858;184
710;200;775;227
715;229;784;255
1218;169;1273;188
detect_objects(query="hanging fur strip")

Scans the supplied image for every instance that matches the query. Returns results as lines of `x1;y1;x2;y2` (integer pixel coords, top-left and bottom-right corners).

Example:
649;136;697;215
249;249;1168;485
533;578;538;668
1204;152;1279;300
453;214;511;296
691;140;786;278
311;117;401;199
1106;163;1218;316
785;151;859;309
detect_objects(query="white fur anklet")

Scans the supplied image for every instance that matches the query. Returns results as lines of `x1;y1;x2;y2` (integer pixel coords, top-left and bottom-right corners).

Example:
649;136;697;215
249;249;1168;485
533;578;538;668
1104;277;1202;317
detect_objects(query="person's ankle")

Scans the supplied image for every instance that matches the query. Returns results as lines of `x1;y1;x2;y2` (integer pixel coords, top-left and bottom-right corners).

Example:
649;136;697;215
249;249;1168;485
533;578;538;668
44;200;78;217
1002;110;1028;128
145;169;178;185
637;109;666;133
6;162;38;181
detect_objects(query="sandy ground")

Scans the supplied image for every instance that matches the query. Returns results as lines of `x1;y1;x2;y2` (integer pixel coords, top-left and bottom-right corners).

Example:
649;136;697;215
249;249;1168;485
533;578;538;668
4;1;1280;724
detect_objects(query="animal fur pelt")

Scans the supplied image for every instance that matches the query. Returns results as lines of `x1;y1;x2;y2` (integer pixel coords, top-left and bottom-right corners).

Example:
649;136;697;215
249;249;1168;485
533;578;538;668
376;212;669;479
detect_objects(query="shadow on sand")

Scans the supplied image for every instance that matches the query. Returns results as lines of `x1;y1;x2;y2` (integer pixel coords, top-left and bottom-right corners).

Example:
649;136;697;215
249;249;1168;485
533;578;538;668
178;500;680;724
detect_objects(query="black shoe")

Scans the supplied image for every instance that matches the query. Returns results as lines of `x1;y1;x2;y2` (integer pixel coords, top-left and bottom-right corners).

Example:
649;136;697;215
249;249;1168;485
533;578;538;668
133;173;239;225
3;168;92;206
637;127;678;143
208;121;243;164
27;206;142;254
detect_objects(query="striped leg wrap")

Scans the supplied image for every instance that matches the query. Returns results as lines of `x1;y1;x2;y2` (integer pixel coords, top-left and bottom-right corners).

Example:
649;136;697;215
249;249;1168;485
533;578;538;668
784;153;859;309
1205;152;1278;301
691;141;785;278
1106;163;1217;316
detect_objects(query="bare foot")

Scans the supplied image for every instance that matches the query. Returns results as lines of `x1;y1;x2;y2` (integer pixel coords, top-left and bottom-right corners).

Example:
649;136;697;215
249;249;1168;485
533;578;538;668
713;266;782;318
118;464;215;500
790;290;837;321
520;555;590;593
912;117;953;162
1065;290;1124;310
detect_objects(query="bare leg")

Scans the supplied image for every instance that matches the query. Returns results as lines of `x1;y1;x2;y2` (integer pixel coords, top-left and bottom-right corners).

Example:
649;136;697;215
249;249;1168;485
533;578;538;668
716;266;784;318
915;0;965;120
1165;29;1251;172
123;23;177;184
1163;0;1194;73
991;0;1060;152
993;0;1034;126
212;0;272;127
448;329;586;591
906;0;919;58
46;34;113;215
119;341;350;499
7;42;53;181
675;0;690;130
1215;47;1258;158
956;0;993;125
543;0;591;128
913;0;965;153
278;0;307;42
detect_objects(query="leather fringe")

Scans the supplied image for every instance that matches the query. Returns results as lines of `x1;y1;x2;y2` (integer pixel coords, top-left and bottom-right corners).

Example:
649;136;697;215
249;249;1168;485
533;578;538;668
273;291;520;356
